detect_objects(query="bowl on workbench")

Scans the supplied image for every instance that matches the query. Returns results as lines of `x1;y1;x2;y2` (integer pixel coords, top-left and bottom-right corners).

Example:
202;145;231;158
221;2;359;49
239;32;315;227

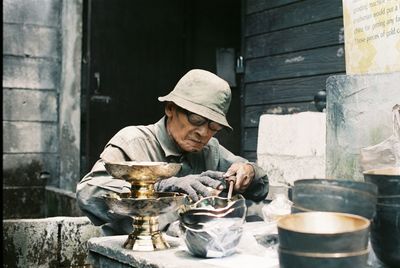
178;194;247;258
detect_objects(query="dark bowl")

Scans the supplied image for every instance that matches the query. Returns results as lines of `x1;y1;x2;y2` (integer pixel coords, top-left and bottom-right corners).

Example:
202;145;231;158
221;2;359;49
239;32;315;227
363;167;400;197
278;249;369;268
292;179;377;219
370;203;400;267
277;212;370;268
278;212;370;253
363;167;400;267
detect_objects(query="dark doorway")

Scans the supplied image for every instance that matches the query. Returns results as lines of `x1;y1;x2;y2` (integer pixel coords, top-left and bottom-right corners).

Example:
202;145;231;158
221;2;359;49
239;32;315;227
81;0;241;175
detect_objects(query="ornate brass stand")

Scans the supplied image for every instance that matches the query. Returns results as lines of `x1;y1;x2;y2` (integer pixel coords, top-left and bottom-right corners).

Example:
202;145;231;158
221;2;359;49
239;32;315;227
103;161;186;251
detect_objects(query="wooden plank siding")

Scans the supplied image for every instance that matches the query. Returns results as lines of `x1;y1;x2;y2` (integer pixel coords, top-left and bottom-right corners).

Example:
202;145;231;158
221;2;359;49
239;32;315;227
242;0;345;161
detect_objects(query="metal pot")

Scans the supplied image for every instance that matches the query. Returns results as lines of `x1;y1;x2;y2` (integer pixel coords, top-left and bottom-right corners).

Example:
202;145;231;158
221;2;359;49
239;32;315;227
277;212;370;268
363;167;400;204
291;179;377;219
363;167;400;267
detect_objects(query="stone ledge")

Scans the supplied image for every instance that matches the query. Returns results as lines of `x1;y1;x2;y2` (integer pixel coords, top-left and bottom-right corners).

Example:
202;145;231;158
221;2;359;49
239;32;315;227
3;216;101;268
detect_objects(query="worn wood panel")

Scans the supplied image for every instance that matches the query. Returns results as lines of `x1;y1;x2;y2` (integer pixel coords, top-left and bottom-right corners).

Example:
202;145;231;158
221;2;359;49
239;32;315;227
3;56;60;89
246;18;344;58
245;45;345;83
246;0;300;14
3;121;58;153
244;101;319;128
3;89;58;122
242;151;257;162
243;127;258;152
3;0;61;26
245;0;342;36
3;23;60;58
245;75;332;106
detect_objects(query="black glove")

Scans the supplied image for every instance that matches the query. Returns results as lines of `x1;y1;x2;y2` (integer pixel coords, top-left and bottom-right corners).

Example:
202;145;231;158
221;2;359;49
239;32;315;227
154;174;224;202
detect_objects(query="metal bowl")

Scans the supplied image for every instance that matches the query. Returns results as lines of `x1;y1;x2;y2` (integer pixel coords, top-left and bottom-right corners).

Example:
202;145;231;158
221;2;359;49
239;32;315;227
363;167;400;267
104;161;182;183
363;167;400;199
291;179;377;219
179;195;247;258
277;212;370;268
102;192;187;217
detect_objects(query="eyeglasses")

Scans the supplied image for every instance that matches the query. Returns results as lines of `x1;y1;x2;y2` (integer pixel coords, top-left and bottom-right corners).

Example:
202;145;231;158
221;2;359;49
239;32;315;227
176;106;223;131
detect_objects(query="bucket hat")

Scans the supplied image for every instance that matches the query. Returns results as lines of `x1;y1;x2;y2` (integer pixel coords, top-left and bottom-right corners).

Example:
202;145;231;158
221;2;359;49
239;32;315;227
158;69;232;130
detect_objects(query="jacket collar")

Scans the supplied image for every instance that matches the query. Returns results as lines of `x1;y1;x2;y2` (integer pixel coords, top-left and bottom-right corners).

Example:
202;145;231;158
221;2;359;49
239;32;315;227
154;116;182;158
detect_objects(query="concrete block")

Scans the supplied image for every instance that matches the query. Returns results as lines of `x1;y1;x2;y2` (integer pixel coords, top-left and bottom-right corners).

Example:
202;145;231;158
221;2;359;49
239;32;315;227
257;112;326;185
3;217;101;268
3;89;57;122
257;156;326;186
3;153;59;187
3;218;59;268
3;158;46;187
3;187;45;219
3;56;60;89
3;23;60;58
60;217;102;267
326;72;400;180
3;0;61;26
45;187;85;217
3;121;58;153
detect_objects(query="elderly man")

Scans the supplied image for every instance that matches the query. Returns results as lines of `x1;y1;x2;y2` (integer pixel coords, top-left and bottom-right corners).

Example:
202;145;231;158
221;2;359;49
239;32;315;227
76;69;269;235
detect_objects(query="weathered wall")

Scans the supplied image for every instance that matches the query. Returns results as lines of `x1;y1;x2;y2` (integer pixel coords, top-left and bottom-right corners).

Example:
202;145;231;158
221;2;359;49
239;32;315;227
59;0;82;192
257;112;326;186
3;0;62;218
3;217;101;268
326;72;400;181
242;0;345;161
3;0;83;218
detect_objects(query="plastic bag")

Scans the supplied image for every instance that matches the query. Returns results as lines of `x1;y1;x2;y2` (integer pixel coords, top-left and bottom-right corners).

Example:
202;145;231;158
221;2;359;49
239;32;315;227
262;194;292;223
360;104;400;171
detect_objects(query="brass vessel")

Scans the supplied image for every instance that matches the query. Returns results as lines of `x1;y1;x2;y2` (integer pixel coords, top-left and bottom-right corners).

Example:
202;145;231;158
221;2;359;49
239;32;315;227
103;161;186;251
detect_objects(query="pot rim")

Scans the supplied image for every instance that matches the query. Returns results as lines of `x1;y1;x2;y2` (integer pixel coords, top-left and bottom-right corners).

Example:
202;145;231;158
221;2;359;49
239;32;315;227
363;167;400;176
277;212;370;234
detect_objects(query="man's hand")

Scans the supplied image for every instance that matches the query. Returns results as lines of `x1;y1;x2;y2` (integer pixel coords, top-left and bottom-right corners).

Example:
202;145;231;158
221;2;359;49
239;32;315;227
223;162;255;193
154;174;224;202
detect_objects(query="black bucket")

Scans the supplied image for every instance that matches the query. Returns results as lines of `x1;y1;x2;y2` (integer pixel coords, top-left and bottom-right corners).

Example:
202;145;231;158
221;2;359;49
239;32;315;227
277;212;370;268
291;179;378;219
363;167;400;267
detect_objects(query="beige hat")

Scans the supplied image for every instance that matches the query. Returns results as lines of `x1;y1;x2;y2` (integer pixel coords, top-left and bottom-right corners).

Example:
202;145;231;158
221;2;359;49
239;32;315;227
158;69;232;130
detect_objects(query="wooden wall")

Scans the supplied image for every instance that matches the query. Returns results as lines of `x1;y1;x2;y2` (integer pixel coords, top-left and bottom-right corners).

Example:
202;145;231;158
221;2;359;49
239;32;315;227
242;0;345;161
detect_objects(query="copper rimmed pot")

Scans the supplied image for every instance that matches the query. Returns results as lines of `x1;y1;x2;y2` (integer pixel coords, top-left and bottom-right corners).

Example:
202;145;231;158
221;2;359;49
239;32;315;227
364;167;400;267
277;212;370;268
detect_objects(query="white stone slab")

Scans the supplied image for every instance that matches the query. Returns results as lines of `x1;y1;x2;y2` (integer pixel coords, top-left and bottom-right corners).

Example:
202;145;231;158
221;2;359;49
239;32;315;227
257;112;326;185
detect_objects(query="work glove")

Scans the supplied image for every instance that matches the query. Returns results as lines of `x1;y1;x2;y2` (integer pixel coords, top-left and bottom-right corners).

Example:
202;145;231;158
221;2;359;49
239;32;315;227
199;170;225;182
154;174;224;202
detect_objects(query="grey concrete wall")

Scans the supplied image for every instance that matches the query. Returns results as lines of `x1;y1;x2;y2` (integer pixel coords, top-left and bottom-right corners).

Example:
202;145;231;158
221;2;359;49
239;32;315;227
59;0;83;192
3;0;62;218
3;0;83;218
326;72;400;181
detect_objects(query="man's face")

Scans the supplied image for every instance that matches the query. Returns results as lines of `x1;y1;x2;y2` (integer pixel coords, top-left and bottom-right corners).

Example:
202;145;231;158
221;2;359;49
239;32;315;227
165;103;222;153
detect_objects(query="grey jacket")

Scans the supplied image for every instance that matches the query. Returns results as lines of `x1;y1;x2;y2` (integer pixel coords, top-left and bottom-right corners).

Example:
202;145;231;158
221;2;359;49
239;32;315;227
76;117;268;234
